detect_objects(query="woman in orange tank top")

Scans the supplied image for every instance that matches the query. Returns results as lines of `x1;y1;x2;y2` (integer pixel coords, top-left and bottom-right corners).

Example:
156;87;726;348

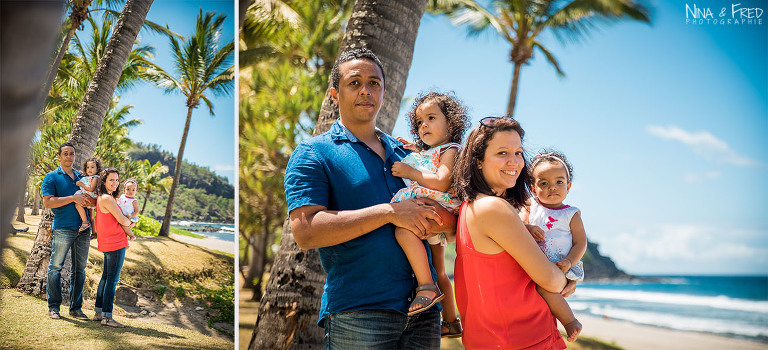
93;168;135;328
452;117;569;349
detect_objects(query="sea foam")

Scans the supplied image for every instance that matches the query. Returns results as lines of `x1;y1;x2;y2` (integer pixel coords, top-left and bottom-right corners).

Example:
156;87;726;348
574;288;768;313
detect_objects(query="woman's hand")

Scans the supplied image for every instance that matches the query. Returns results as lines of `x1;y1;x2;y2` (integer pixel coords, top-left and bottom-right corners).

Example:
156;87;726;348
391;162;416;179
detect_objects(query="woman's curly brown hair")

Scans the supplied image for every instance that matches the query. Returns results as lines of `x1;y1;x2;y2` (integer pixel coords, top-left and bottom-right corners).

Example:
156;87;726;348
406;91;470;150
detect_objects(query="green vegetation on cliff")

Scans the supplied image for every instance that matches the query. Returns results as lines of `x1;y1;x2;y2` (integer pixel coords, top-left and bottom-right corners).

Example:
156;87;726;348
128;143;234;222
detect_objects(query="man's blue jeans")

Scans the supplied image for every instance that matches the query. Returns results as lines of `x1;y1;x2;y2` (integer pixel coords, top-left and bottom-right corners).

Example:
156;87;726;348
94;247;126;318
324;309;440;349
46;228;90;312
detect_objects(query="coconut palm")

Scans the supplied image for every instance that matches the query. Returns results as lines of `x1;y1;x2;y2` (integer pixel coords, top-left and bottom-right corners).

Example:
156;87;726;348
249;0;429;347
17;0;155;296
136;159;171;214
432;0;651;116
43;0;178;98
143;9;234;237
238;1;353;306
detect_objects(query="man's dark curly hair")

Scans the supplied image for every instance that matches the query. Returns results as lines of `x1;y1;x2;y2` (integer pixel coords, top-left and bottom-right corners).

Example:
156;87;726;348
330;47;385;90
407;91;470;150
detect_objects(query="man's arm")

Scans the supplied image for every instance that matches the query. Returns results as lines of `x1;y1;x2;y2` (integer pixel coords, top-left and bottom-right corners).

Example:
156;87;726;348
42;193;92;209
290;198;453;250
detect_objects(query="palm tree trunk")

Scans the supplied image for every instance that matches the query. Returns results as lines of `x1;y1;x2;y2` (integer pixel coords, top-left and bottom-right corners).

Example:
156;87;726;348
17;0;154;295
159;105;194;237
43;0;95;98
506;60;522;118
250;0;428;348
16;189;25;223
246;214;272;301
141;188;151;215
0;0;64;263
69;0;154;166
31;187;41;216
17;210;62;296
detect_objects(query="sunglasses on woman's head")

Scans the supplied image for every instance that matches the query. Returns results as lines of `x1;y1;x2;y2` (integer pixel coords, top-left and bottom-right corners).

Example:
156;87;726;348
479;116;516;128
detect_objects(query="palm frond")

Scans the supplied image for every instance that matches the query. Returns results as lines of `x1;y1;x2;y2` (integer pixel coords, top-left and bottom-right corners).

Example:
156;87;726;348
532;41;564;76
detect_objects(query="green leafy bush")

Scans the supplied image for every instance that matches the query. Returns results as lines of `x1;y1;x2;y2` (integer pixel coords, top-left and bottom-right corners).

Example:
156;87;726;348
205;282;234;326
133;215;161;236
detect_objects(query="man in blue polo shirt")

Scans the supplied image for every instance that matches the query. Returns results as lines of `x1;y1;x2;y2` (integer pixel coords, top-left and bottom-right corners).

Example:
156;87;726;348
42;142;95;320
285;48;456;349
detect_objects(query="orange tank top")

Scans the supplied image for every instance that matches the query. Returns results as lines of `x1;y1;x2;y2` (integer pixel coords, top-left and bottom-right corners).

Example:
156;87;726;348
95;196;128;253
454;202;566;349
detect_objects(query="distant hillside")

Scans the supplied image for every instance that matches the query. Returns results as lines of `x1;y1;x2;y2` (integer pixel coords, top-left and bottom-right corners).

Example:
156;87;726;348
128;143;234;223
583;241;633;280
129;143;234;198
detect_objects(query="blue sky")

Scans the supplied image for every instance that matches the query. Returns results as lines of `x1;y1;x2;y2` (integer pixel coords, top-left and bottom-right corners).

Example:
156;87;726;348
391;1;768;275
118;0;235;184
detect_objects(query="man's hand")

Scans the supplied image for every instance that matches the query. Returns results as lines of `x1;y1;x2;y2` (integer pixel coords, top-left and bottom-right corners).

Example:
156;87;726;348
391;161;416;179
526;224;545;241
560;279;577;297
556;258;572;273
74;193;94;207
389;198;444;237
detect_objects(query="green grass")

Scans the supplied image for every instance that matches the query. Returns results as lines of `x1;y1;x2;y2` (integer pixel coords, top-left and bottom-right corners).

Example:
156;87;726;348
0;289;232;350
133;216;205;239
170;226;206;239
2;226;235;336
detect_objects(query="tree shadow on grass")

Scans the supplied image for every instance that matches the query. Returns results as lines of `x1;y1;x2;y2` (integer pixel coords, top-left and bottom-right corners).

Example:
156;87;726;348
1;244;31;287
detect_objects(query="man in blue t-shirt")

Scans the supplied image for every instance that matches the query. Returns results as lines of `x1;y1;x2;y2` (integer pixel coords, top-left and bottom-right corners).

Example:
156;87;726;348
41;142;95;320
284;48;456;349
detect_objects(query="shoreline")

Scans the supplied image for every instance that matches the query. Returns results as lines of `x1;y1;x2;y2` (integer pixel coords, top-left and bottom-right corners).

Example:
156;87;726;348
568;312;766;350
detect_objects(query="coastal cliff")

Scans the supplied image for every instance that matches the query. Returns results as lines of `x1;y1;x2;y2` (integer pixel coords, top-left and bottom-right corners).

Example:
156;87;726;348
583;241;632;280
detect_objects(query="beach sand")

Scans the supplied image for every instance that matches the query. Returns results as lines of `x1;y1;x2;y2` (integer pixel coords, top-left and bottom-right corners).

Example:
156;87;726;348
170;233;234;255
567;313;766;350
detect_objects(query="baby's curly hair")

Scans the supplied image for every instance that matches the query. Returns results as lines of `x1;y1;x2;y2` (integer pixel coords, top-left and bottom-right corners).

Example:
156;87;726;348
528;149;574;186
82;157;103;176
407;91;470;150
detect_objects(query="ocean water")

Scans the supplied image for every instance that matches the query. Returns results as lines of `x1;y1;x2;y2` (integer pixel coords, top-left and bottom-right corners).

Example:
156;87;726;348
571;276;768;342
173;221;235;241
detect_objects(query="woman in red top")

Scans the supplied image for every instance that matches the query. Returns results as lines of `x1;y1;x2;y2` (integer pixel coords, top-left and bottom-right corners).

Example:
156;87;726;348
452;117;570;349
93;168;135;328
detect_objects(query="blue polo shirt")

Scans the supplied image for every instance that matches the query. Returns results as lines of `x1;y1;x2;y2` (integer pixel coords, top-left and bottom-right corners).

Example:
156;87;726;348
42;166;84;231
285;120;439;326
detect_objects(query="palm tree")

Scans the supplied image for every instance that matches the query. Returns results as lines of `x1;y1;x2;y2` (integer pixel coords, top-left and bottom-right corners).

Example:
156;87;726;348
144;9;234;237
17;0;155;296
136;159;171;214
433;0;651;117
42;0;178;99
238;1;353;307
249;0;429;347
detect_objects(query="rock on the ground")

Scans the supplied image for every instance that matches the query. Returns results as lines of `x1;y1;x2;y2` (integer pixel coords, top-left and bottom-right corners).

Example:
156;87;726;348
213;322;235;334
195;307;204;311
115;287;138;306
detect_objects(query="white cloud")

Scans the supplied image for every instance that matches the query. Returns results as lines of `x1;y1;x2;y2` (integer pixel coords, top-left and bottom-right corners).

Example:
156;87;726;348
597;224;768;275
646;125;761;167
683;171;721;183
